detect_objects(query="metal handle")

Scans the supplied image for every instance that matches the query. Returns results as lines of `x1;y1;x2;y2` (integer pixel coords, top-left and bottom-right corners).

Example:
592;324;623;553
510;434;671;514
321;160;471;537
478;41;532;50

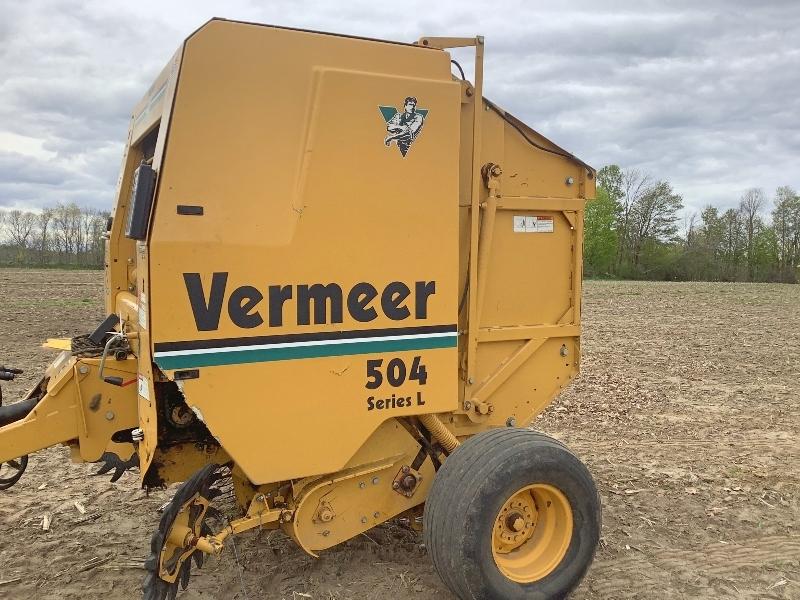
97;332;126;384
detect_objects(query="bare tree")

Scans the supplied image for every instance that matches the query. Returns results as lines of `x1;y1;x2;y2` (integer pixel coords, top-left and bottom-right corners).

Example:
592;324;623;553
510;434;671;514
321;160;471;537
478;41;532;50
80;207;97;265
5;210;37;263
683;212;698;248
739;188;766;280
0;205;110;267
53;203;83;262
616;169;653;268
36;208;54;265
90;211;109;265
720;209;745;280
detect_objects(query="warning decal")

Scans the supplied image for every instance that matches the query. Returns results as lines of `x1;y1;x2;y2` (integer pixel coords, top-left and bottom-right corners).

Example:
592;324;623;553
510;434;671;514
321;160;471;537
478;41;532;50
138;375;150;401
513;216;554;233
138;292;148;329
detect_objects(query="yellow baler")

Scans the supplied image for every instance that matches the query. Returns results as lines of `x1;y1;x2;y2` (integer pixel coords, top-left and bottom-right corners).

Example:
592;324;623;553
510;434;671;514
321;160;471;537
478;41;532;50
0;19;600;599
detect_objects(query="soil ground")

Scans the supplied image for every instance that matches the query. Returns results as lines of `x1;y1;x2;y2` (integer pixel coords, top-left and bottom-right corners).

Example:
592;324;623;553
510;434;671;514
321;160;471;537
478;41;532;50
0;269;798;599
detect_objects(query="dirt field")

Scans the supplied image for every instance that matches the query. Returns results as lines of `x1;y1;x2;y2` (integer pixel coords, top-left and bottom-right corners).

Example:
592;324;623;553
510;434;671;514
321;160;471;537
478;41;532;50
1;269;798;599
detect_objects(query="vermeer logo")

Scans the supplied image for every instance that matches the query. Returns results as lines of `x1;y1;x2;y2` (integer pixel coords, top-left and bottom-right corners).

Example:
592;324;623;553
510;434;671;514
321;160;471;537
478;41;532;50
378;96;428;157
182;273;438;331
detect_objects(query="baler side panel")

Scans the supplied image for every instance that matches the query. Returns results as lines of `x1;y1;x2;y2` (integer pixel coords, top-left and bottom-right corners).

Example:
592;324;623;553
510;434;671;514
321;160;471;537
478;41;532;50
148;21;461;485
457;103;592;430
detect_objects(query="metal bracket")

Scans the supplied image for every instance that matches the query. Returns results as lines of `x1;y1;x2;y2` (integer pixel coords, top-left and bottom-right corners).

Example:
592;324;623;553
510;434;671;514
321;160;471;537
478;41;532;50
416;36;483;50
392;465;423;498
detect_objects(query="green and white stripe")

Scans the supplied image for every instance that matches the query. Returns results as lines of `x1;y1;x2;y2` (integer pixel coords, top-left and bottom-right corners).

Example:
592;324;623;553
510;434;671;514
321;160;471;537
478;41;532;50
153;325;458;370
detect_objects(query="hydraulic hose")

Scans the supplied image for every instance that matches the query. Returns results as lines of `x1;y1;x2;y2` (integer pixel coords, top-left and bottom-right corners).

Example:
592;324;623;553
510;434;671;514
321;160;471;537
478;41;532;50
0;398;38;428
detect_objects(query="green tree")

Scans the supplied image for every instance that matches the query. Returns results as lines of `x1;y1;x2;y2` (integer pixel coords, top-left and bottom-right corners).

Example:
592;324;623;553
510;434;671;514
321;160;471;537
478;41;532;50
597;165;623;204
752;226;779;281
772;186;800;281
583;187;619;276
720;208;745;280
629;180;683;269
739;188;766;281
694;206;725;279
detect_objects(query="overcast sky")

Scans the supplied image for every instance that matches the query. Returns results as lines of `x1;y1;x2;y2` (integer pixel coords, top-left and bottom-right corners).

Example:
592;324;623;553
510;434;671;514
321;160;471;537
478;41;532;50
1;0;798;217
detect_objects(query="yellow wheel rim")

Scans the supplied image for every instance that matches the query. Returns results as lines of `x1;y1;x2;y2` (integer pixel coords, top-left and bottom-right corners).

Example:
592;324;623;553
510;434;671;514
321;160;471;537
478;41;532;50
491;483;573;583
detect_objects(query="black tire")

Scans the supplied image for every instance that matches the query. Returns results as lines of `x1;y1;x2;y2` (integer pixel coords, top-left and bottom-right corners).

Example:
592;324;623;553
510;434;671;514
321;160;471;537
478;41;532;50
423;428;600;600
0;455;29;490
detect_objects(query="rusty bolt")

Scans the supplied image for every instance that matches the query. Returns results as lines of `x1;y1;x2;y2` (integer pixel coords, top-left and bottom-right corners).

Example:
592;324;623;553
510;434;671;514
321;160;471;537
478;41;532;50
281;511;292;523
392;482;401;490
322;530;330;537
402;475;417;490
319;508;334;523
465;87;474;97
360;516;368;524
463;400;472;411
491;165;503;177
402;466;410;474
506;417;517;427
373;511;380;518
359;482;366;489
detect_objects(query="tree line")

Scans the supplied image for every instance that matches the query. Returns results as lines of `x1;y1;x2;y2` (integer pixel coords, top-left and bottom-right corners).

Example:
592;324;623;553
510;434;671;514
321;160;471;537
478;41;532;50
585;165;800;283
0;203;108;268
2;176;799;283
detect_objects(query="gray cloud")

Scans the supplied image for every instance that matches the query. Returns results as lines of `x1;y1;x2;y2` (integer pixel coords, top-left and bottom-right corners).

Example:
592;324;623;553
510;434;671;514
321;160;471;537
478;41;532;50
1;0;798;216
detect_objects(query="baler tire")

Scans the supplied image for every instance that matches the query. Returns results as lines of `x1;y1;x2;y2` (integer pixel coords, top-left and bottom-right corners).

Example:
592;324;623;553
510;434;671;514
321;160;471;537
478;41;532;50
423;428;600;600
424;429;570;596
